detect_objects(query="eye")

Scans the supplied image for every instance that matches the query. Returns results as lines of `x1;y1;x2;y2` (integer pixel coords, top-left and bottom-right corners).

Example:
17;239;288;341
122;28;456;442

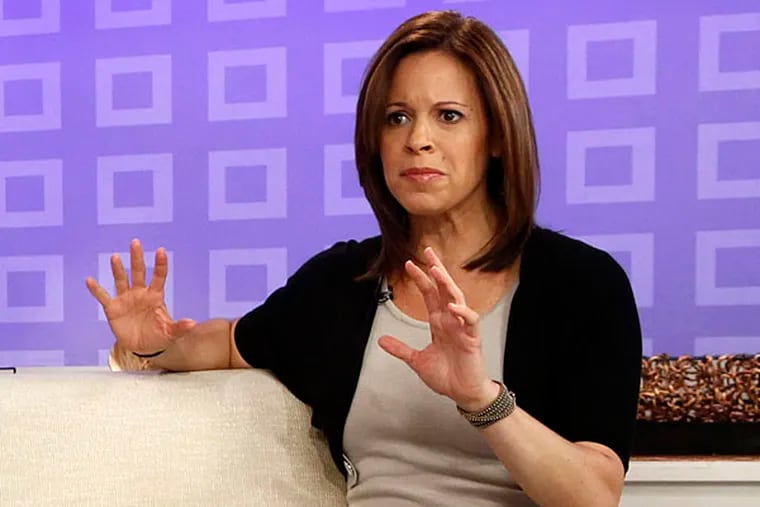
440;110;463;123
386;111;409;126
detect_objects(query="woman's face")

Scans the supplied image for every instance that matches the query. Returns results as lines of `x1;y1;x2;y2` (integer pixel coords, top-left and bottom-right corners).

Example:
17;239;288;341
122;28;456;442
380;49;495;220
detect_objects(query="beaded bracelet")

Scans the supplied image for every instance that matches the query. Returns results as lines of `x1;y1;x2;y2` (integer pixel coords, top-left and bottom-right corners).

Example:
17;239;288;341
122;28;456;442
457;381;517;429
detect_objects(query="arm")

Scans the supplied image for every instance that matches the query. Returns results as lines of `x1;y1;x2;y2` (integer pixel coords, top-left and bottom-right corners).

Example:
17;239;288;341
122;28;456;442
461;387;624;507
110;318;251;372
380;247;641;507
466;249;640;506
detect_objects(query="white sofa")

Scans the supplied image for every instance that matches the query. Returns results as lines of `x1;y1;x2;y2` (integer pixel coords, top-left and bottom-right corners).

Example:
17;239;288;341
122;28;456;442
0;367;347;506
3;367;759;506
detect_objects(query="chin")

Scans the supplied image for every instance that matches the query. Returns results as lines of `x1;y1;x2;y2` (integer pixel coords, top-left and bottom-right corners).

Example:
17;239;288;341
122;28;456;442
395;195;449;217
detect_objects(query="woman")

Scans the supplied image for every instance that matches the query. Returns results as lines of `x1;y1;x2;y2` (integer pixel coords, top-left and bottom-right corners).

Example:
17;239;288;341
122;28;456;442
87;10;642;507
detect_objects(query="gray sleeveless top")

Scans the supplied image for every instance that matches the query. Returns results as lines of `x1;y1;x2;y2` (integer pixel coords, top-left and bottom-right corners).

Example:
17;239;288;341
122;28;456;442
342;280;536;506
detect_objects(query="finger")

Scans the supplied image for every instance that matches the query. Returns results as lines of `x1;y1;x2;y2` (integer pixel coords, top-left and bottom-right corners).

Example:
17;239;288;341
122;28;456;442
404;260;440;311
423;246;446;270
430;265;466;306
149;247;168;292
168;318;196;340
111;254;129;295
85;277;112;306
448;302;480;329
378;335;418;366
425;247;466;305
130;238;146;288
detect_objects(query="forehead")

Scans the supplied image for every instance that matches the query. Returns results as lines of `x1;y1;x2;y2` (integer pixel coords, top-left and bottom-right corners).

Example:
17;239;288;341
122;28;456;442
387;50;480;101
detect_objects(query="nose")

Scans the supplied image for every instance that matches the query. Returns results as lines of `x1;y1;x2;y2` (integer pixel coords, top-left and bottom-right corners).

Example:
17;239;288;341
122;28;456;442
405;119;434;153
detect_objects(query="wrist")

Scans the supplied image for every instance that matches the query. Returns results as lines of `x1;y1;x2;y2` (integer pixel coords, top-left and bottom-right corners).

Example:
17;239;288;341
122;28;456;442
132;349;166;359
457;380;502;413
109;343;161;372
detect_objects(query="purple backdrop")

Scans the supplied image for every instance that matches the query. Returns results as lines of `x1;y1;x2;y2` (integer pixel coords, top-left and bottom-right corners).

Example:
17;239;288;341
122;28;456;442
0;0;758;366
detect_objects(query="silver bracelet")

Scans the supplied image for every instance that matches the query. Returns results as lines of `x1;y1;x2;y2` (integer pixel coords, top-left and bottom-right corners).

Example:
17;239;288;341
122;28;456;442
457;381;517;429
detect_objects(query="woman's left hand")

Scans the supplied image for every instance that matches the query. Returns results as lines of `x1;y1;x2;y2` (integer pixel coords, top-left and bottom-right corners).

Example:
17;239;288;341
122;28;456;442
378;247;500;411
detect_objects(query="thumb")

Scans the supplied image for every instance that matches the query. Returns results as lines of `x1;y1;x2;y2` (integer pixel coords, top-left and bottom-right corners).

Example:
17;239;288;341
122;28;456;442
168;318;196;339
378;335;418;367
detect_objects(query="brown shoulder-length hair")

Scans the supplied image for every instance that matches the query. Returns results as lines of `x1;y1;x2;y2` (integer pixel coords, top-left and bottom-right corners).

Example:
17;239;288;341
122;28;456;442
355;10;540;279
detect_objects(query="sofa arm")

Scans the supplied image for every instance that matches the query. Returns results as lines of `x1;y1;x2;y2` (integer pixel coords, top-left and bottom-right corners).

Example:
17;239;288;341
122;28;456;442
0;367;346;506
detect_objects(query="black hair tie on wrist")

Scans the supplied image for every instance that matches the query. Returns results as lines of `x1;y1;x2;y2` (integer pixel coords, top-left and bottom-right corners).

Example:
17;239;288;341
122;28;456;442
132;349;166;359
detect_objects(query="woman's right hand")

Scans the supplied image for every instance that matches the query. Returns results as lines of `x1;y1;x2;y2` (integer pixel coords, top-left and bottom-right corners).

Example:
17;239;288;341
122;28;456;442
86;239;196;355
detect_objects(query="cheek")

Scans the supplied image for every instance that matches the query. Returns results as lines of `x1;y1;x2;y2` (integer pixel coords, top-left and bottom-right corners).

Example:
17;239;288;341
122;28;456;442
454;131;489;167
379;134;402;174
379;134;393;164
380;127;402;149
377;143;395;187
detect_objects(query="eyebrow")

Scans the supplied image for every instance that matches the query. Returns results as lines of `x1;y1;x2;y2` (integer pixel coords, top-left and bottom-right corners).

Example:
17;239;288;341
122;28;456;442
385;101;472;110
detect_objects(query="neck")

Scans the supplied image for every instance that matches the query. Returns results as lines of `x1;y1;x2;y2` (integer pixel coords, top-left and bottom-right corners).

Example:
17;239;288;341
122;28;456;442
408;201;498;274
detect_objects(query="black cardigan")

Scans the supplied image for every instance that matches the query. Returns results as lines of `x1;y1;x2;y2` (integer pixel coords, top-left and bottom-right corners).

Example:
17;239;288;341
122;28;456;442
234;226;642;477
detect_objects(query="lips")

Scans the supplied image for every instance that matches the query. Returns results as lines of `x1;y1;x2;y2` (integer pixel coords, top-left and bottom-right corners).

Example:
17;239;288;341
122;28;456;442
400;167;444;183
400;167;444;176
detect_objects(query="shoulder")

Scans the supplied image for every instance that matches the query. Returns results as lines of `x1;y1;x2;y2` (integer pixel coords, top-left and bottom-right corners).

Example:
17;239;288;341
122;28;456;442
289;235;382;284
523;226;629;287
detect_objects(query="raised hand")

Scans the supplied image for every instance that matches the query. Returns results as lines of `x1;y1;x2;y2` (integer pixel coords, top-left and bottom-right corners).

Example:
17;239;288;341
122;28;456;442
85;239;195;355
378;247;499;410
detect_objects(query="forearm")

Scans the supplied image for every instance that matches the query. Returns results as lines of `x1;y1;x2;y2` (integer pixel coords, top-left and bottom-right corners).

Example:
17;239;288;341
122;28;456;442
481;407;623;507
112;319;235;372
